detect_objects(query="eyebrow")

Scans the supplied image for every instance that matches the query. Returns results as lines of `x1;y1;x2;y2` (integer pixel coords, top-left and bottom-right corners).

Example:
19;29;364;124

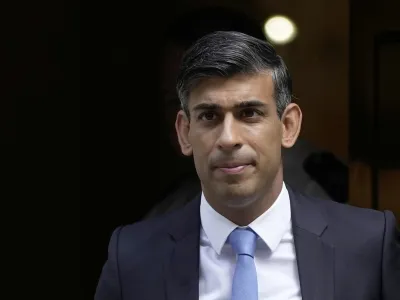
192;100;267;111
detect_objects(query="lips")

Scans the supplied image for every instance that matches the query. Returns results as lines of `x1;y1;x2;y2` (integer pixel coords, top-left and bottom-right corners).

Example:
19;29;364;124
216;162;249;168
214;161;254;174
218;165;248;174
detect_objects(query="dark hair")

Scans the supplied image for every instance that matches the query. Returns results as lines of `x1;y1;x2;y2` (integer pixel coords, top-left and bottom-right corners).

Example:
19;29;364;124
176;31;292;118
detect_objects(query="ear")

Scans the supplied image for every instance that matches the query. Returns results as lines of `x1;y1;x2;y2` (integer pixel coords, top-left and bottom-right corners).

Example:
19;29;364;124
281;103;302;148
175;110;193;156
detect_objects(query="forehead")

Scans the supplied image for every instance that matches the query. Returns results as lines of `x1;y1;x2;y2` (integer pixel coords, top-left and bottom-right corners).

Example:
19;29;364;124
189;73;274;108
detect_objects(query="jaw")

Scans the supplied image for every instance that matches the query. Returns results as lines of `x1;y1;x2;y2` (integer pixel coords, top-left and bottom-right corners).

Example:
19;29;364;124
200;165;284;225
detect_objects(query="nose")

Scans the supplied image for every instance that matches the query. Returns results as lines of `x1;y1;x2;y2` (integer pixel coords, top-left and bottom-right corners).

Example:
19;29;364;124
216;114;242;151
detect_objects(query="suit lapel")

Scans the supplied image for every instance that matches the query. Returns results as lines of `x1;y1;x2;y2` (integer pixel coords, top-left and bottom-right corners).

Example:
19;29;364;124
288;187;335;300
164;195;201;300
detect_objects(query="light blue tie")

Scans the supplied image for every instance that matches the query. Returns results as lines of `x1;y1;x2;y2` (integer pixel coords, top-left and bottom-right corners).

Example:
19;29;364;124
228;227;258;300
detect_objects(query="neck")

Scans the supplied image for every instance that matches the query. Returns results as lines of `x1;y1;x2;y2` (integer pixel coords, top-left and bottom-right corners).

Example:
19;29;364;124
204;167;284;226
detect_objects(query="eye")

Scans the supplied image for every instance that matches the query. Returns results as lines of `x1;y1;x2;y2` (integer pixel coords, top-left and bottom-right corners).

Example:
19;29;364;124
240;108;261;118
199;111;217;121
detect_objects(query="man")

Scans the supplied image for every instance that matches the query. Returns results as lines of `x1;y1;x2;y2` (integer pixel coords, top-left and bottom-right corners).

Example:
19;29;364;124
95;31;399;299
151;7;344;219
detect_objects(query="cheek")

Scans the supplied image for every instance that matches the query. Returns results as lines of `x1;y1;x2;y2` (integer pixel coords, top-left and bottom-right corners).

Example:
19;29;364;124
192;148;211;181
189;129;215;153
248;125;282;160
189;133;215;171
190;138;212;160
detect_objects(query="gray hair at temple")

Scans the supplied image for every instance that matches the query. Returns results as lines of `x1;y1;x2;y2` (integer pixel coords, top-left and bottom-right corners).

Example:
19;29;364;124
176;31;292;118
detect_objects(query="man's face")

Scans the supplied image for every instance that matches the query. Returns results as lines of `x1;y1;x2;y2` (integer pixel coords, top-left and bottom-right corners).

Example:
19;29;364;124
176;73;296;207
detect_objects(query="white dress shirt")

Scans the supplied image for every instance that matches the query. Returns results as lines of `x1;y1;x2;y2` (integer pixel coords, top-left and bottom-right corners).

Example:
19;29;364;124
199;183;302;300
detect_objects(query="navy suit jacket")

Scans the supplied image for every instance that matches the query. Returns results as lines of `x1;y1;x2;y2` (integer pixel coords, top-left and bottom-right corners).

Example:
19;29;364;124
95;187;400;300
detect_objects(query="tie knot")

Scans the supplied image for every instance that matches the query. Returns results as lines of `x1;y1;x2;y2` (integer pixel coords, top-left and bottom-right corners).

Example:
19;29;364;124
228;227;258;257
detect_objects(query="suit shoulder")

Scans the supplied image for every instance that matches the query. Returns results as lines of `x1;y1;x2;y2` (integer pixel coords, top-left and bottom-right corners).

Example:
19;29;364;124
315;197;386;236
120;212;174;240
110;210;179;257
321;198;384;217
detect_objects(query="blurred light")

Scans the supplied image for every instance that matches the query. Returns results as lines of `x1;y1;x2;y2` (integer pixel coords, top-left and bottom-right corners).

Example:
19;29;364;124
263;15;297;45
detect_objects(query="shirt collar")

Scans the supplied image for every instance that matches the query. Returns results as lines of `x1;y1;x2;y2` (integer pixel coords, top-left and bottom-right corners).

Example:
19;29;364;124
200;182;291;255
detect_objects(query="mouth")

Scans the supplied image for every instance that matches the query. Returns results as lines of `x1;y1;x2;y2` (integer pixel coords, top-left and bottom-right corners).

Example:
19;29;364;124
214;162;254;174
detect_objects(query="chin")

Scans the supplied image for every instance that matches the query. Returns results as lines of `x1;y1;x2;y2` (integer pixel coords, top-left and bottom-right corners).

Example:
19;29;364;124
216;183;258;208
